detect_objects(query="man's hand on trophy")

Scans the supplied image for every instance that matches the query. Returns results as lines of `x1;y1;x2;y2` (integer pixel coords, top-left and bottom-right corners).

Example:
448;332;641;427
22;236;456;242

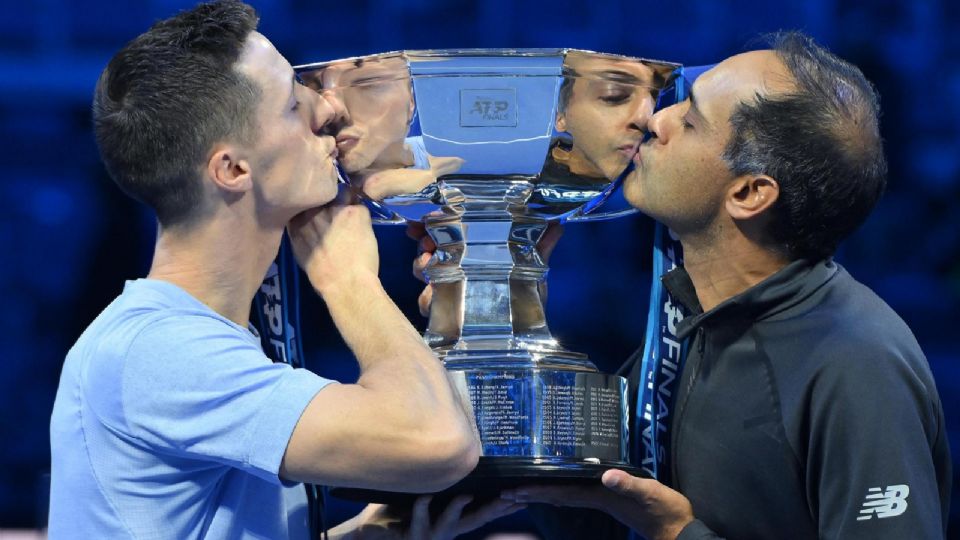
346;495;526;539
407;221;564;317
406;222;437;317
352;155;465;201
287;203;379;296
500;469;694;540
536;222;564;267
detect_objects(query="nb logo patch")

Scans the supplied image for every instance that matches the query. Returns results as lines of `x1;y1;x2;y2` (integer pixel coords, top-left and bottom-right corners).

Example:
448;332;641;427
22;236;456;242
857;484;909;521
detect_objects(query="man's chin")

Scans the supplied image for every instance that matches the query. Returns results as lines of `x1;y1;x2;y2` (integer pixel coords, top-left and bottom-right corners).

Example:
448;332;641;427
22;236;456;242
316;184;340;205
295;183;340;212
339;153;373;176
622;171;644;209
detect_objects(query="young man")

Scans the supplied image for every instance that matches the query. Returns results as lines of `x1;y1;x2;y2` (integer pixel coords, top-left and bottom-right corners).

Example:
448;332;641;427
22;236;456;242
491;34;951;539
48;2;519;538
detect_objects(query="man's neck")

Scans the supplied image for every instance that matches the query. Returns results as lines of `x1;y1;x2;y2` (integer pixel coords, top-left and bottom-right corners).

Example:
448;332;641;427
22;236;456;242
147;210;284;326
679;228;790;313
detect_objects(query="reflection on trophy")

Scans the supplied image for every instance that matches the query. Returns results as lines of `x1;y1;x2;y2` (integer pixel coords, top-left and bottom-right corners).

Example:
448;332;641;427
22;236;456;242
299;55;465;201
297;49;677;500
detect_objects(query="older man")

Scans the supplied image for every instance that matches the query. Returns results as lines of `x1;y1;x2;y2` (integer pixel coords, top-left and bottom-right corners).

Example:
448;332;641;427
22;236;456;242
495;33;951;540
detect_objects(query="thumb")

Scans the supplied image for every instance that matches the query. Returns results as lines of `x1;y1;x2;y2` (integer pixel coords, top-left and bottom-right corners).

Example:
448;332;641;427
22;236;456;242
601;469;648;498
418;284;433;318
428;155;465;176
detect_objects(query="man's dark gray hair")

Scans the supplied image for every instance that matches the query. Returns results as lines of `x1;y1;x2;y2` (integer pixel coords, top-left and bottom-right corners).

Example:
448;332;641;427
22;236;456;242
723;32;887;260
92;0;261;227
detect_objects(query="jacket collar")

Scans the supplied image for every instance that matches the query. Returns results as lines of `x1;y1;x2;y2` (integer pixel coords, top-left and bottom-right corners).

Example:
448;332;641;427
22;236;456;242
664;258;839;340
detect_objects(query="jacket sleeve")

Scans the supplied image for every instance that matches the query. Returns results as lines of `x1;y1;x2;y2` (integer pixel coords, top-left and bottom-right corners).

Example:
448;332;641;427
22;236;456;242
805;346;950;539
676;519;725;540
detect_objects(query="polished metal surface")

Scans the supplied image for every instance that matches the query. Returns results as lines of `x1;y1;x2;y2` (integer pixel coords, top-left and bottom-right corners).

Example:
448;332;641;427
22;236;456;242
450;369;629;463
296;50;677;471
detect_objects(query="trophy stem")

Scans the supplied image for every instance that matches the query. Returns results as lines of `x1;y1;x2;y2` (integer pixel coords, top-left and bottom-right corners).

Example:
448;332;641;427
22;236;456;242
422;178;594;371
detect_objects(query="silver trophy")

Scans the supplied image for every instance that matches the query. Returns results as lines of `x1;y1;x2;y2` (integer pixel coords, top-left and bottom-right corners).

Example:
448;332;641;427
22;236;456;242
296;49;677;500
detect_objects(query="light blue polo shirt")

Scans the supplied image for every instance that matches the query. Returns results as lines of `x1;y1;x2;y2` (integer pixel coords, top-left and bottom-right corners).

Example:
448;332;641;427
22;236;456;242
49;279;334;539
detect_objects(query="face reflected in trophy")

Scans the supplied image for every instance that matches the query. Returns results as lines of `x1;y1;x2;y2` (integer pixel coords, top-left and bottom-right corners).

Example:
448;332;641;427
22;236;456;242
303;55;413;172
296;50;678;502
551;51;663;182
301;54;464;201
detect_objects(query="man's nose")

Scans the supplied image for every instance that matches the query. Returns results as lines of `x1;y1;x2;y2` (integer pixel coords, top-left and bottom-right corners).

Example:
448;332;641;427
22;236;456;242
322;90;349;132
646;107;666;142
312;90;348;134
628;91;656;132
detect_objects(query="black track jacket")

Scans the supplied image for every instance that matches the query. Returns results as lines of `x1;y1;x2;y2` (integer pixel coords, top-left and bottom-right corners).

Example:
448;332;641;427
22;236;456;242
533;259;951;539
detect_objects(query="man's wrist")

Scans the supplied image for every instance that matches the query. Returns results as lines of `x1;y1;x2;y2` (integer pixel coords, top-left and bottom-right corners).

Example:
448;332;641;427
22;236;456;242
312;270;381;299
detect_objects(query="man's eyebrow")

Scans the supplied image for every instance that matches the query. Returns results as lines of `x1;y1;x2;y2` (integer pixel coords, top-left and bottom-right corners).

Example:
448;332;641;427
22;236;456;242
595;69;647;85
687;86;709;126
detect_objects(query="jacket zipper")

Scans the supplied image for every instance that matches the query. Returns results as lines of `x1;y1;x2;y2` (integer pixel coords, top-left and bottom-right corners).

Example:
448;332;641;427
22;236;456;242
672;326;706;484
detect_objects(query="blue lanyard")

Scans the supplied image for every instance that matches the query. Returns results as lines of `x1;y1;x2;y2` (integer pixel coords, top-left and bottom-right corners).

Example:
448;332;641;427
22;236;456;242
634;222;689;486
253;234;327;540
253;233;303;368
630;64;721;491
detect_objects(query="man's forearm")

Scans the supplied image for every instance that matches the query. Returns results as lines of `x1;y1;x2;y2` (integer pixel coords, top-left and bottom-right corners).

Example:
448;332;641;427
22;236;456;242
320;272;454;397
318;271;477;450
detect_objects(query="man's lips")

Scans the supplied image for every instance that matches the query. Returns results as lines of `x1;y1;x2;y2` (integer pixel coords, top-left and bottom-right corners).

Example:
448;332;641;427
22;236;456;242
335;136;359;152
632;144;643;166
618;141;641;158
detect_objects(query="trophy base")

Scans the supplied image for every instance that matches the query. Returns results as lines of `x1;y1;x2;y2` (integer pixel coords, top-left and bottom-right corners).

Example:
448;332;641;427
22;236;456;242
329;456;648;506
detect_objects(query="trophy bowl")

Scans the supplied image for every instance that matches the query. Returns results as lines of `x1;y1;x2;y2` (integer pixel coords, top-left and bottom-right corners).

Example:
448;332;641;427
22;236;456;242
295;49;679;504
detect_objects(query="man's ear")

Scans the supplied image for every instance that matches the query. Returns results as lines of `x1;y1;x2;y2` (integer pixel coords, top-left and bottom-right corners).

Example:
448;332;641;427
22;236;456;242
725;174;779;220
555;113;567;133
407;93;416;125
206;144;252;193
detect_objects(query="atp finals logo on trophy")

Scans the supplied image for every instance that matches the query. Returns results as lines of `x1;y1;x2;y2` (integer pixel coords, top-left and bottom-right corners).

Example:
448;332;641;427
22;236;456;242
461;89;516;126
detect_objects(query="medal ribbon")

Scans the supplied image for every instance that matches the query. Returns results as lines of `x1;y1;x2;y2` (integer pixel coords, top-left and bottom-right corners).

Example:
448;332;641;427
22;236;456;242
633;66;713;485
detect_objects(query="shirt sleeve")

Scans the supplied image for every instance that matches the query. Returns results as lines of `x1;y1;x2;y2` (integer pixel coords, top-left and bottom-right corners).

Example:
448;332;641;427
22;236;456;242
806;346;949;539
84;313;335;485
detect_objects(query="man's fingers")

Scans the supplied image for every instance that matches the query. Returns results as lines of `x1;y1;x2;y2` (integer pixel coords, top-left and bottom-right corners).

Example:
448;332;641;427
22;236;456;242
286;207;334;266
406;221;426;241
454;498;526;534
600;470;696;538
433;494;472;535
407;495;432;539
362;169;436;200
601;469;653;500
418;235;436;255
500;485;609;509
413;252;432;282
417;284;433;318
536;222;564;263
428;156;465;177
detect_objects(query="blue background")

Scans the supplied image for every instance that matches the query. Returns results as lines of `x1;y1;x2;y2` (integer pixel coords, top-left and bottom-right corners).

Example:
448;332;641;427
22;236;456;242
1;0;957;536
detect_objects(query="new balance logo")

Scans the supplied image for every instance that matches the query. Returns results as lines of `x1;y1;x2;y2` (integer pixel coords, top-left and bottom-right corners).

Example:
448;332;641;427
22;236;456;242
857;484;910;521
